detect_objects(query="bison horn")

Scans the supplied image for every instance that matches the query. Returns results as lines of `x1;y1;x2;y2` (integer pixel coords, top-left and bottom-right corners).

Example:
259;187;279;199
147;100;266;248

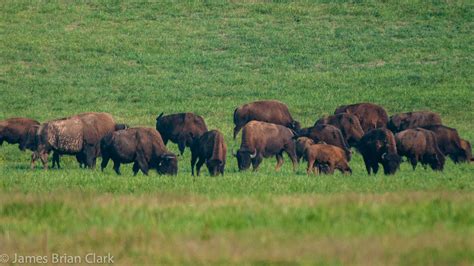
381;152;387;160
250;150;257;159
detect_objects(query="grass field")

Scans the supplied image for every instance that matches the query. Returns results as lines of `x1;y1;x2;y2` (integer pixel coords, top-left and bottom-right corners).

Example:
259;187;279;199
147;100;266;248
1;1;473;265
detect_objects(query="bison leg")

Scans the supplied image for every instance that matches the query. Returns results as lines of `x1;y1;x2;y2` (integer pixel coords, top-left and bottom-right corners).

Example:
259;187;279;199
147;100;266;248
101;154;110;172
113;160;121;175
275;153;284;171
136;153;149;175
372;162;379;175
76;153;86;168
195;158;205;176
307;159;316;175
83;145;98;169
177;134;187;155
39;151;49;170
191;152;198;176
219;163;225;176
284;144;298;173
251;156;263;171
30;152;39;170
52;152;60;169
132;162;140;176
409;156;418;170
327;162;336;174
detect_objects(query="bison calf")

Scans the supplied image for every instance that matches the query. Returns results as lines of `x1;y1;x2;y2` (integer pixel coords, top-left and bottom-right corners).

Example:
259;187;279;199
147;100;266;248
395;128;445;171
305;144;352;175
296;124;351;161
101;127;178;175
191;130;227;176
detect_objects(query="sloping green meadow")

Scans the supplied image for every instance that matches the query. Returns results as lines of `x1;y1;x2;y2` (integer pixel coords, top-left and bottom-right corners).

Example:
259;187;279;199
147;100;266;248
1;1;473;265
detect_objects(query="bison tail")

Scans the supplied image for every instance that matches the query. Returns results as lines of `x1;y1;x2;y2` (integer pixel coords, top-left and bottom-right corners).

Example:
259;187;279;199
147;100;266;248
156;112;164;121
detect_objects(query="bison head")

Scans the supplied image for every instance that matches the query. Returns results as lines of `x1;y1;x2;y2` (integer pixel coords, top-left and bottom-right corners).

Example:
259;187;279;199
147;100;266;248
206;159;224;176
424;153;445;171
157;153;178;175
290;120;301;132
381;152;401;175
234;148;257;171
387;115;405;133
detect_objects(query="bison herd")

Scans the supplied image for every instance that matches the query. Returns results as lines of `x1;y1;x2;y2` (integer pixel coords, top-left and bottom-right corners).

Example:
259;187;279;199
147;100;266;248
0;100;472;176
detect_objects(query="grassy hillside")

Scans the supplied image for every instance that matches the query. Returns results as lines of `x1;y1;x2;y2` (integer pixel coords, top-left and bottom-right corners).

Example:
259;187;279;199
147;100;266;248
1;1;473;265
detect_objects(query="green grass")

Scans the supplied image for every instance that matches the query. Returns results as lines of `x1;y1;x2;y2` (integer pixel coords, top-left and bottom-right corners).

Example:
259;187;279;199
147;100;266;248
1;1;473;265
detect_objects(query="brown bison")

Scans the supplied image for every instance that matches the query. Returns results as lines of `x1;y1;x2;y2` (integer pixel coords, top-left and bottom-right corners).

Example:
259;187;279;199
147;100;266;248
191;130;227;176
305;143;352;175
422;125;470;163
357;128;402;175
100;127;178;175
314;113;364;147
334;103;388;133
156;112;208;155
0;117;40;151
27;112;118;169
295;137;314;162
388;111;442;133
233;100;301;139
234;121;297;172
395;128;445;171
296;124;351;161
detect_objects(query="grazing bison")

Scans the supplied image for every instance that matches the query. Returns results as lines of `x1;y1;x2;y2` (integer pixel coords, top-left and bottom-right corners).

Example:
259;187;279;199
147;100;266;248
233;100;300;139
191;130;227;176
295;137;314;162
305;143;352;175
27;112;118;169
422;125;470;163
296;124;351;161
101;127;178;175
0;117;40;151
460;139;473;162
357;128;401;175
234;121;297;172
156;112;208;155
388;111;442;133
334;103;388;133
395;128;445;171
314;113;364;147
